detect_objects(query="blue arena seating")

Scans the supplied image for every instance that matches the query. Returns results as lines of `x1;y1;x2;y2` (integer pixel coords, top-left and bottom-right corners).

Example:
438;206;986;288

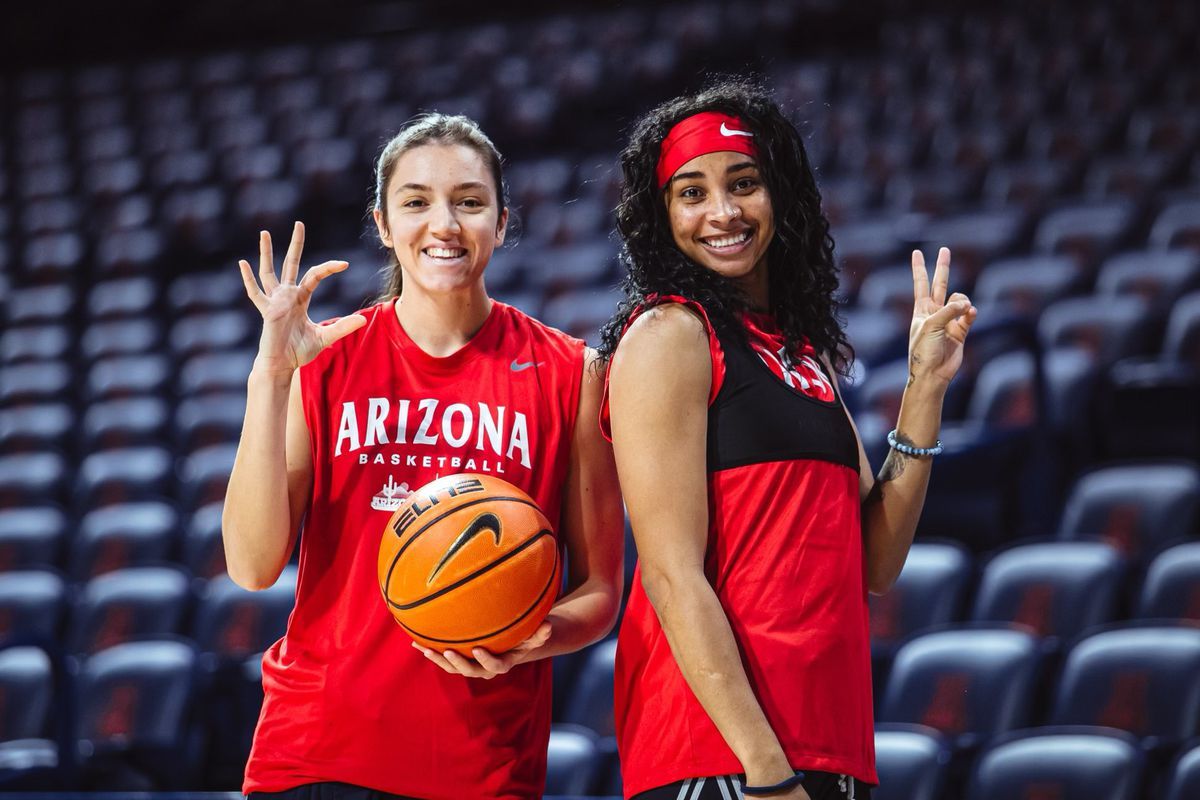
1050;623;1200;747
1137;542;1200;622
1165;738;1200;800
873;723;950;800
971;541;1126;644
967;727;1144;800
0;0;1198;793
879;627;1040;749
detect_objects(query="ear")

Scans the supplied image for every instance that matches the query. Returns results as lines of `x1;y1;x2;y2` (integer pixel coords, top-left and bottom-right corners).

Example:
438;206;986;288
494;207;509;248
373;208;393;249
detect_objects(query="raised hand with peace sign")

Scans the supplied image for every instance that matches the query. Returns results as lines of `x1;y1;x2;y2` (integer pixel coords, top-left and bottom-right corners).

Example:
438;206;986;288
906;246;977;388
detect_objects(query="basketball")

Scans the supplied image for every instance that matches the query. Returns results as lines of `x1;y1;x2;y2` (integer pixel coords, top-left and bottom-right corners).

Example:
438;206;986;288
377;473;560;657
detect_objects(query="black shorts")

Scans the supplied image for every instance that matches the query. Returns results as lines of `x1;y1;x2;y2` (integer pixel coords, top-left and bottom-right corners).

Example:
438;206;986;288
247;782;419;800
633;771;872;800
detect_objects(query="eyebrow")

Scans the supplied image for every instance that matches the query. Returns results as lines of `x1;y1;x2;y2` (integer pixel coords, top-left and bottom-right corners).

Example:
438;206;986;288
668;161;759;186
396;181;489;193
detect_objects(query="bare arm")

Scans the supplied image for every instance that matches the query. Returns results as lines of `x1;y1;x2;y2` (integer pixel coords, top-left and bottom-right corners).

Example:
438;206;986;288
853;247;977;594
221;222;366;590
420;347;626;676
609;305;807;796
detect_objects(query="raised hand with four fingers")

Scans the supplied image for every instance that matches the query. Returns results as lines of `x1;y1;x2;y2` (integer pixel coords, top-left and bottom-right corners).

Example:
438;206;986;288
238;220;367;376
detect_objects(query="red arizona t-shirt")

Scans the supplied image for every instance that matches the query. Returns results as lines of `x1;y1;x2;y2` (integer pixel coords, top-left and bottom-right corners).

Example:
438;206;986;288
243;299;584;799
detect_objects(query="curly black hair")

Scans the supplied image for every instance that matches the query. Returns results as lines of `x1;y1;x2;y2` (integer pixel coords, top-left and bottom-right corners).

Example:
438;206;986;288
596;76;852;374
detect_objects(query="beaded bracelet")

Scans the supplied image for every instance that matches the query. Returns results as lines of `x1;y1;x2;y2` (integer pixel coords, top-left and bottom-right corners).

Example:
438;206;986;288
742;770;807;796
887;428;944;457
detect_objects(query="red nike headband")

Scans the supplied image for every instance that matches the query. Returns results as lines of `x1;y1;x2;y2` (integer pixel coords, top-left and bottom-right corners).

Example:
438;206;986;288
656;111;760;189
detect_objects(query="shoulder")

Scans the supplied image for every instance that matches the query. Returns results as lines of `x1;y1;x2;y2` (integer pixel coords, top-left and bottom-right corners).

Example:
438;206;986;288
500;301;586;355
619;301;711;359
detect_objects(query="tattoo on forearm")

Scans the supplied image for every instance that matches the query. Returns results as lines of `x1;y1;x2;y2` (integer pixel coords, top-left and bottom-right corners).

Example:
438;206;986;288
907;353;921;387
864;449;910;509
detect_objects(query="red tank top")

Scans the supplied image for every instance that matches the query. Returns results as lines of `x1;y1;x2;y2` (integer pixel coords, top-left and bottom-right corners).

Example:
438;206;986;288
244;299;584;799
600;297;877;797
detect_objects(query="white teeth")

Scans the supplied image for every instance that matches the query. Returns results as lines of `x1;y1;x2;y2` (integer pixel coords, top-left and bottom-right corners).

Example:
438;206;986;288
703;231;750;248
426;247;466;258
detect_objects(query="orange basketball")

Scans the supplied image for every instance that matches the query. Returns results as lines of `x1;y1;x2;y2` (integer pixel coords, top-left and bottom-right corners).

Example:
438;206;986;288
377;473;560;657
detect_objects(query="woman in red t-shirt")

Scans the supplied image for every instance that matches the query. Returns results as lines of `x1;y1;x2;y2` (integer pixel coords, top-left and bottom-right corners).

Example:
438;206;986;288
223;113;624;800
598;78;978;800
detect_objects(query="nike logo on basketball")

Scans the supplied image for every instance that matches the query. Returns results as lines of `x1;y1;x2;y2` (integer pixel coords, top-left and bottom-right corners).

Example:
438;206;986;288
510;359;543;372
720;122;753;138
428;512;502;583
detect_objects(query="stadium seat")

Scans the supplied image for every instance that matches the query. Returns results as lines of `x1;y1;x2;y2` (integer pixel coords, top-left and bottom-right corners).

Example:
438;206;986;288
971;541;1125;642
545;724;600;796
0;508;65;572
82;397;170;451
1050;623;1200;745
1057;462;1200;561
5;285;75;327
0;324;69;364
175;393;246;450
76;639;201;789
0;453;67;508
1099;357;1200;460
75;446;174;509
87;354;171;400
168;272;244;316
178;443;237;509
0;646;54;742
71;502;179;580
1164;291;1200;365
869;542;972;653
873;723;950;800
182;502;227;579
193;568;297;660
540;286;622;344
169;311;253;358
0;361;71;405
1137;542;1200;622
964;350;1039;430
1095;250;1200;311
1150;199;1200;252
0;571;66;642
1084;154;1171;201
919;209;1027;287
1038;296;1153;366
67;567;191;655
1165;738;1200;800
561;638;616;737
1034;199;1137;273
0;404;74;452
0;644;60;788
879;627;1040;748
178;349;256;395
841;309;906;369
81;319;162;362
87;276;156;320
967;726;1144;800
857;266;917;321
982;159;1071;209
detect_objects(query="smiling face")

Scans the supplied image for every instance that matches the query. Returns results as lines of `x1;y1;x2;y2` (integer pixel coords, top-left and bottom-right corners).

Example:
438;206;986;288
664;150;775;304
373;143;508;297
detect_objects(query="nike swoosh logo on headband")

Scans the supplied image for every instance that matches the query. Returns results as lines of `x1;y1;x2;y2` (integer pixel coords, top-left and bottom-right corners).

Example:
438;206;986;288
720;122;753;137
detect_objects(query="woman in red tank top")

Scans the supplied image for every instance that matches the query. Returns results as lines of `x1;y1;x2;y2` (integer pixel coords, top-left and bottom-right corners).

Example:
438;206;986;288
597;79;979;800
223;113;624;799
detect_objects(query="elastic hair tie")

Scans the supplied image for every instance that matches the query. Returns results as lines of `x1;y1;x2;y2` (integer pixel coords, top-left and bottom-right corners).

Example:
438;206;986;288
887;429;943;457
742;770;806;796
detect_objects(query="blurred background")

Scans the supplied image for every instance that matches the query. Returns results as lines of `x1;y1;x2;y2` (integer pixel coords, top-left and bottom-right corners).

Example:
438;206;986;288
1;0;1199;797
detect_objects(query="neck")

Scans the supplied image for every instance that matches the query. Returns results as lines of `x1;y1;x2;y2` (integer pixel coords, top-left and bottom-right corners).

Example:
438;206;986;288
393;283;493;357
737;260;770;311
